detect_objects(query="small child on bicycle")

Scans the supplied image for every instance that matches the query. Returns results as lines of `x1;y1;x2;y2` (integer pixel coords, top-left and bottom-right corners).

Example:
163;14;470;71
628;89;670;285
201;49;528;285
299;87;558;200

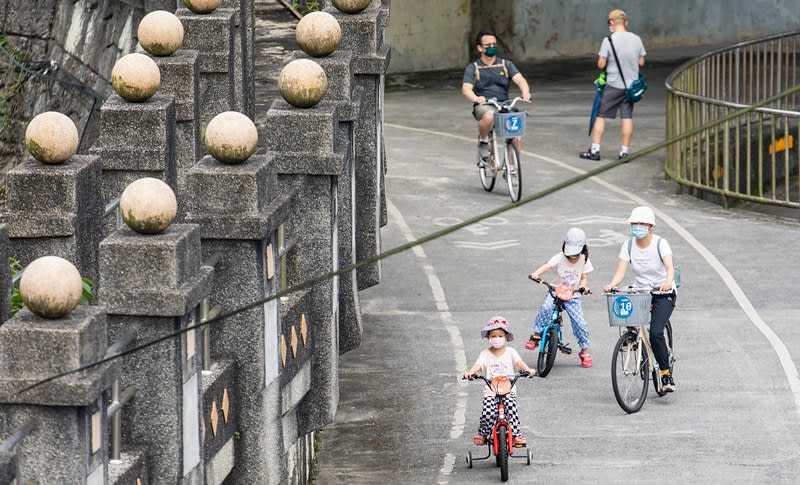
463;316;535;447
525;227;594;368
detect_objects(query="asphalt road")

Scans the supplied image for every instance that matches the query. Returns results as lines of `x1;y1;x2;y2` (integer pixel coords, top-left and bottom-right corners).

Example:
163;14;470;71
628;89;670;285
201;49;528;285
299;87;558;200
313;55;800;484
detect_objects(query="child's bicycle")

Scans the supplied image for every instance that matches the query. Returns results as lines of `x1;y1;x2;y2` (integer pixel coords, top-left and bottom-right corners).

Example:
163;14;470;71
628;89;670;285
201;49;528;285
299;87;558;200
477;97;529;202
527;276;590;377
605;287;675;414
464;371;533;482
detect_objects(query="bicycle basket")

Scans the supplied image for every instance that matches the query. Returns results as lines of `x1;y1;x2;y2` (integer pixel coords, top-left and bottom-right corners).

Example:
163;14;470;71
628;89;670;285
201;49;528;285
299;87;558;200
606;292;651;326
494;111;526;138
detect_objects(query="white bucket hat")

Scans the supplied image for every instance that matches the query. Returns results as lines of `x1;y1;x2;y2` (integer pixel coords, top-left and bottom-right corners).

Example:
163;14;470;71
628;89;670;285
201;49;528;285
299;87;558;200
627;206;655;226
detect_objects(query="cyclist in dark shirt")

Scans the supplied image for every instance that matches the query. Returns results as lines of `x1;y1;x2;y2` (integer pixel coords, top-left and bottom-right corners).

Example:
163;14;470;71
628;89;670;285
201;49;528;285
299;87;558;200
462;28;531;161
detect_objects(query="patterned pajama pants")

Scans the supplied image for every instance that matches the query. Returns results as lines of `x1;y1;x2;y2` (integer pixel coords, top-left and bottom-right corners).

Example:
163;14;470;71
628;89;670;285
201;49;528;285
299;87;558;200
478;393;521;438
532;295;591;349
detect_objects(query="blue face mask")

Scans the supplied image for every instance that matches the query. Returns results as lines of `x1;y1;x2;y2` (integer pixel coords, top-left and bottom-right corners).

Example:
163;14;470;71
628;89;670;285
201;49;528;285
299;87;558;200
630;224;649;239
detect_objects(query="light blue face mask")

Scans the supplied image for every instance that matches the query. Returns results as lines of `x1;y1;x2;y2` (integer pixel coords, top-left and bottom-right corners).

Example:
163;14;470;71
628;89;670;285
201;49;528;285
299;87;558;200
630;224;649;239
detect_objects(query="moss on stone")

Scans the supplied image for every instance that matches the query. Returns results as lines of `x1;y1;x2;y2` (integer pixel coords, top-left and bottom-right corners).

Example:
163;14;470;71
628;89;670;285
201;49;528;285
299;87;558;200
123;209;168;234
25;138;48;160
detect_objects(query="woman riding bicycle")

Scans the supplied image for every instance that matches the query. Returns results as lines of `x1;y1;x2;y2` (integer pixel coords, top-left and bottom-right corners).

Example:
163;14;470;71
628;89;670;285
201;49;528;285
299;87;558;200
463;316;535;447
525;227;594;368
461;28;531;162
603;206;677;391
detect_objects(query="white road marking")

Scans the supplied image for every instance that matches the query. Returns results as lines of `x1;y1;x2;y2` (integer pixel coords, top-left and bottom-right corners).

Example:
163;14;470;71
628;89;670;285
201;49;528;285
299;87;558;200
386;199;467;483
383;122;800;480
453;240;520;250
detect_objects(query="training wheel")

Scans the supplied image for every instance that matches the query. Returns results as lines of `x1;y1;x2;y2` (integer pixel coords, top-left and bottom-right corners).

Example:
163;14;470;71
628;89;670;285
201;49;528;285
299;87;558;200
526;449;533;465
466;452;473;468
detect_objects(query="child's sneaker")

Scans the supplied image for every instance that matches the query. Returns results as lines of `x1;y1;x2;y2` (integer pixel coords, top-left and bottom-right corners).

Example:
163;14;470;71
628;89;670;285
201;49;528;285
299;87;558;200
524;334;540;351
473;434;487;446
578;349;592;368
513;436;527;447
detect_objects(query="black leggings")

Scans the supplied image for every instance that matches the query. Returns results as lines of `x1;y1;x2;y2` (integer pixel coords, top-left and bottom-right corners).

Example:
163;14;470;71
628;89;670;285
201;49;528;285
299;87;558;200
650;292;676;371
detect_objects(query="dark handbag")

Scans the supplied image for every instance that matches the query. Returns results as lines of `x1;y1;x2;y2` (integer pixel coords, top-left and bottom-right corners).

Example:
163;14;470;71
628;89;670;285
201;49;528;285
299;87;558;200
607;35;647;103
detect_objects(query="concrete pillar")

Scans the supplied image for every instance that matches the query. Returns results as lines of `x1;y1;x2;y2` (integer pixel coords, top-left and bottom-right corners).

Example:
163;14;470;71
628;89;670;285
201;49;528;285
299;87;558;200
300;49;365;353
185;153;294;484
0;306;117;484
3;155;103;281
98;224;213;484
89;94;177;234
328;2;391;290
177;8;236;129
152;49;201;221
265;99;343;433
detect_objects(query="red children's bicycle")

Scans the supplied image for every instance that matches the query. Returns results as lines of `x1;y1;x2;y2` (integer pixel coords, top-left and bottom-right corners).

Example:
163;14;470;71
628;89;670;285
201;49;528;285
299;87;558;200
464;371;533;482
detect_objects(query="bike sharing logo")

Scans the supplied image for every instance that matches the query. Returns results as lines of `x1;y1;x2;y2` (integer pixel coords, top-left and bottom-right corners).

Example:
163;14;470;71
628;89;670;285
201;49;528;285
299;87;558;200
612;296;634;319
504;114;522;135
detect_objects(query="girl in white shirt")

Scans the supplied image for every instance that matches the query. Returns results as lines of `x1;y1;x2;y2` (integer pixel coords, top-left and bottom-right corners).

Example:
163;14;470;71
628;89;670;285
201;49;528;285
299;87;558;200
463;316;534;447
525;227;594;368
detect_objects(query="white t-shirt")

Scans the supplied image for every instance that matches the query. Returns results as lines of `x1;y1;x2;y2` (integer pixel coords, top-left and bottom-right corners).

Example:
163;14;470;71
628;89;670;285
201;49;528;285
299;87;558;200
545;253;594;292
474;347;523;397
618;236;672;288
599;31;647;89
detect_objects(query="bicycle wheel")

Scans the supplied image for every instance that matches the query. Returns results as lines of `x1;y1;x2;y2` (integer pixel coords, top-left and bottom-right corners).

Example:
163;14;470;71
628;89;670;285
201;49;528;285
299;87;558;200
652;321;675;396
505;142;522;202
497;426;509;482
611;331;649;414
536;327;558;377
479;138;496;192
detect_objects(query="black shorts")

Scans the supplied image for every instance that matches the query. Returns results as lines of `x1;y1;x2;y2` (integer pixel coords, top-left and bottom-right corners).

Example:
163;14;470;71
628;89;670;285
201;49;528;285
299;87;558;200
599;86;633;119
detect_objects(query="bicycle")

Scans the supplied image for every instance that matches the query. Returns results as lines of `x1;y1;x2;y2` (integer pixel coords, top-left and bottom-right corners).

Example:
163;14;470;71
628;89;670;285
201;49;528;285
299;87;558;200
477;97;529;202
464;371;533;482
527;276;589;377
605;287;675;414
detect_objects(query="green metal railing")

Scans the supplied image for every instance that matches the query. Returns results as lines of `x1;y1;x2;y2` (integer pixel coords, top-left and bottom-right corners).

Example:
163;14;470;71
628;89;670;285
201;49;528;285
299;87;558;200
665;31;800;208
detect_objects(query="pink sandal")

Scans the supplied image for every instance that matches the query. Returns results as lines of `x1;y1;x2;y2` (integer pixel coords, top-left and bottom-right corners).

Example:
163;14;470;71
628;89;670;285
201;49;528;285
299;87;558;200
579;349;592;368
473;434;486;446
513;436;527;446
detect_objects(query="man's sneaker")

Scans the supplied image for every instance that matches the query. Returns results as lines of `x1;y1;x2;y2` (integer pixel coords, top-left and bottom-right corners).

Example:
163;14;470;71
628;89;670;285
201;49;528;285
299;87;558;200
618;152;630;161
661;373;676;392
478;142;491;160
579;149;601;161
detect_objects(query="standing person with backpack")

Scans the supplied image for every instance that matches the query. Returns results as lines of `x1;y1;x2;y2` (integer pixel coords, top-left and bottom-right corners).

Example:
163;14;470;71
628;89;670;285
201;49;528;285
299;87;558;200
461;28;531;163
603;206;677;391
580;9;647;161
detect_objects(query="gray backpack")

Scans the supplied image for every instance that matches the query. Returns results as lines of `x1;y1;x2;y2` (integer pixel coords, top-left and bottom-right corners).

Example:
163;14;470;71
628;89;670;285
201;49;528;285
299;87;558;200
627;236;681;288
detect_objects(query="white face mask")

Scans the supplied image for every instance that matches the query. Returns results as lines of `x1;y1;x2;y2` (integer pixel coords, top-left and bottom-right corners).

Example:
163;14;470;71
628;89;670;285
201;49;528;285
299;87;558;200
489;336;506;349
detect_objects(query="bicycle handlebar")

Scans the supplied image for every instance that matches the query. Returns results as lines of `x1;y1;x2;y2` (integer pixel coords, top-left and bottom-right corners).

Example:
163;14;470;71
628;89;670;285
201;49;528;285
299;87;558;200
463;371;534;385
483;96;530;112
528;275;590;295
606;286;671;295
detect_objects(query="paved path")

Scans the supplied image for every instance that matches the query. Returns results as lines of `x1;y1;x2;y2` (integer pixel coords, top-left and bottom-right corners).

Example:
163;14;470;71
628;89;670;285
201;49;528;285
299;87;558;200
313;54;800;484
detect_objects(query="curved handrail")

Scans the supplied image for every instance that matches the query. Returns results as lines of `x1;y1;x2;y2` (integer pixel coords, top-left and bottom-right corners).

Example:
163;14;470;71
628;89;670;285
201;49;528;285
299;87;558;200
664;30;800;208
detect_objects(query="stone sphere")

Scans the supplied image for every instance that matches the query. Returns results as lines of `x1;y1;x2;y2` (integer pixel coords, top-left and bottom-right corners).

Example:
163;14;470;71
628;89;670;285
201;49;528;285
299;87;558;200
183;0;221;14
20;256;83;319
24;112;79;164
278;59;328;108
204;111;259;164
138;10;184;56
111;53;161;102
119;178;177;234
296;11;341;57
331;0;371;14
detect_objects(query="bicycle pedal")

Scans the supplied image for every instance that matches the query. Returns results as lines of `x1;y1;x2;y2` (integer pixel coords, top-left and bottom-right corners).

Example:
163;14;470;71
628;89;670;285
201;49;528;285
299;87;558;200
513;443;526;448
559;346;572;355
